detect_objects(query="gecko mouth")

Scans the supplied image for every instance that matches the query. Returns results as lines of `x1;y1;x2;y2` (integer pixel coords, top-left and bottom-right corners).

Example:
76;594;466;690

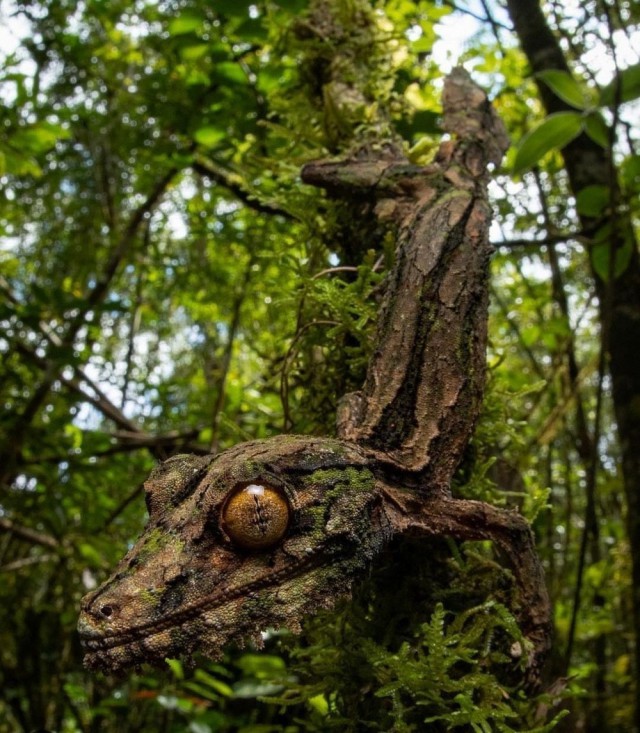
80;549;330;655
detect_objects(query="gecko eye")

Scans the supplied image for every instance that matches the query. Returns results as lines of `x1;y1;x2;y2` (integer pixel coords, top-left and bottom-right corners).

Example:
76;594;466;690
221;483;290;550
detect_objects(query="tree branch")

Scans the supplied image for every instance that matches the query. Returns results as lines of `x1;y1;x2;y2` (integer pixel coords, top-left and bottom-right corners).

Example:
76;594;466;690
192;156;294;219
0;518;59;549
0;554;57;572
1;167;180;484
11;339;141;435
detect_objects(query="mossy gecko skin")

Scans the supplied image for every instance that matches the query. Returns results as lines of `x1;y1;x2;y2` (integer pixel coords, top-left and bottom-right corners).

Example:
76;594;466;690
78;436;386;671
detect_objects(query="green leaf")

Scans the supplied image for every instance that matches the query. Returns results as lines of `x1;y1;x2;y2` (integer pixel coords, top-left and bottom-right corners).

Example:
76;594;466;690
165;657;185;680
537;70;588;109
599;62;640;106
194;126;226;147
233;18;268;41
236;653;286;677
396;109;441;140
215;62;248;85
213;0;253;16
583;111;610;148
232;680;285;698
576;185;609;217
590;224;634;281
308;693;330;715
621;154;640;192
193;669;234;697
512;112;583;175
11;122;69;154
179;44;209;61
1;148;41;176
168;14;203;35
78;542;106;566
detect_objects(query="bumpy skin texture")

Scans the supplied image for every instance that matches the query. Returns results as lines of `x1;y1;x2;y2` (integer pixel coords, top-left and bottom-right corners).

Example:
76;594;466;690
79;69;551;686
80;437;388;671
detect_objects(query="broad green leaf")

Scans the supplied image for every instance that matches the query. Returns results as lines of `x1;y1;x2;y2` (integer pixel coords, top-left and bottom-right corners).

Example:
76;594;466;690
179;44;210;61
621;154;640;192
209;42;232;62
258;67;291;93
583;111;610;148
194;126;226;147
512;112;583;175
537;70;588;109
576;185;609;217
1;148;41;175
185;69;210;86
590;224;634;281
168;14;203;35
11;122;69;153
412;35;434;53
215;62;248;85
599;62;640;106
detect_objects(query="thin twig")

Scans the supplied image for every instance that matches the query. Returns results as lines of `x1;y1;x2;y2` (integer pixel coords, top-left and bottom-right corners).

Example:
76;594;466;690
492;231;589;249
0;554;57;572
210;257;255;454
100;482;145;530
280;320;340;431
192;157;294;219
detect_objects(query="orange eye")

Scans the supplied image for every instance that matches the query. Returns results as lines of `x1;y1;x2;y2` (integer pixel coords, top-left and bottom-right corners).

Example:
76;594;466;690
221;483;290;550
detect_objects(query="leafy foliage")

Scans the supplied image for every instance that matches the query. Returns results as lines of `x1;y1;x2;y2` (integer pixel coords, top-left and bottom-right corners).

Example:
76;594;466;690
1;0;638;731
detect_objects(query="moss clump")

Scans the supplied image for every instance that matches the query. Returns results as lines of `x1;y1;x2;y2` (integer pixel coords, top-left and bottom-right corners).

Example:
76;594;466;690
136;527;185;562
304;466;374;495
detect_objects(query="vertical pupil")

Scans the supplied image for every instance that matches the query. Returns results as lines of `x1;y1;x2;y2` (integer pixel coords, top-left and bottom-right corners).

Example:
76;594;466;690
222;483;290;550
248;488;269;535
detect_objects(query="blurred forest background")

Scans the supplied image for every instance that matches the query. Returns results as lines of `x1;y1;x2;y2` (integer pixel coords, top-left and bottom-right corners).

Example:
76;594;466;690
1;0;639;731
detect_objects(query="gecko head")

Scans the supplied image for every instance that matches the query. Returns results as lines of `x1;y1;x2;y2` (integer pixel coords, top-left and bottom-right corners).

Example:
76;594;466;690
78;435;387;672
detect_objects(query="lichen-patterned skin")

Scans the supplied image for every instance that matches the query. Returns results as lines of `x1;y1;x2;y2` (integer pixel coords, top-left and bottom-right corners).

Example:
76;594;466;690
79;436;387;671
79;69;552;686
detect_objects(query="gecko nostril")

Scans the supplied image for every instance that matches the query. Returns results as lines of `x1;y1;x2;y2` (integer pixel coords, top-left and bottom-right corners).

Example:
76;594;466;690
100;605;114;618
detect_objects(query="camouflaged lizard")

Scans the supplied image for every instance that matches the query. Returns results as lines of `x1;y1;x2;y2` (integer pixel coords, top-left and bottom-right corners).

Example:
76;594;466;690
78;69;552;686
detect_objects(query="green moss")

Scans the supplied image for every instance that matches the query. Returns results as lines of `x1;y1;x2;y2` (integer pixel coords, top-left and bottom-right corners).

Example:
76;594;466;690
139;528;167;556
304;466;374;494
138;588;160;608
137;527;185;562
